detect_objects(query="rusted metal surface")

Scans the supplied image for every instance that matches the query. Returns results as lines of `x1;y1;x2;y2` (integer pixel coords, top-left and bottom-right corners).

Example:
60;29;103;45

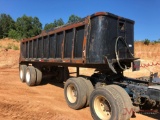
21;20;87;43
19;12;135;73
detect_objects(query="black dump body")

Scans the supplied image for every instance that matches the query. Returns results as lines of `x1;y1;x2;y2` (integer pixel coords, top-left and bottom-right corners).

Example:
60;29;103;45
20;12;136;73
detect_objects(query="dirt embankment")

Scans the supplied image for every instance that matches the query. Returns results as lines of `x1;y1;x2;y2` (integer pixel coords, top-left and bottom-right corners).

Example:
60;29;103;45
0;39;159;120
0;38;20;69
124;42;160;78
134;42;160;60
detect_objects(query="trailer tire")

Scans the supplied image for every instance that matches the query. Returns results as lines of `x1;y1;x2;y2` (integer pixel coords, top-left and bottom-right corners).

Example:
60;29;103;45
26;66;36;86
19;65;27;82
78;77;94;106
89;85;131;120
64;78;87;110
35;68;42;85
109;85;133;119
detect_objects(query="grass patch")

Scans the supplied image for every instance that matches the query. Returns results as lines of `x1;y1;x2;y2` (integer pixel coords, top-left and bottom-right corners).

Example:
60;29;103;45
0;44;2;48
5;43;19;50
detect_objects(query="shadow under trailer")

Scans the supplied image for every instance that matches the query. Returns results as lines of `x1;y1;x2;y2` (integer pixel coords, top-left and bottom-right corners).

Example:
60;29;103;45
19;12;160;120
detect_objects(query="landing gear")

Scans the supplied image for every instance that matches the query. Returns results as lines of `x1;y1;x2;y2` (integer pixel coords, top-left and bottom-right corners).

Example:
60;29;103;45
56;67;69;83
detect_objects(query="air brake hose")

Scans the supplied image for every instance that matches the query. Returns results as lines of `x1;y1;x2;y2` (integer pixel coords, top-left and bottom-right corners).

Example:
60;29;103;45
115;36;134;70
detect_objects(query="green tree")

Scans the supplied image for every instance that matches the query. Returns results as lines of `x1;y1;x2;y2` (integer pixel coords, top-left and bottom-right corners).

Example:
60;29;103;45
15;15;42;39
54;18;64;27
68;15;81;23
8;29;21;40
143;39;150;45
0;14;15;38
44;23;55;31
44;18;64;31
32;17;42;36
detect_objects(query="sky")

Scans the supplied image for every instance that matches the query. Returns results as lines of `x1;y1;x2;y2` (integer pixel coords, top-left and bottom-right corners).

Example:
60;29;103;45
0;0;160;41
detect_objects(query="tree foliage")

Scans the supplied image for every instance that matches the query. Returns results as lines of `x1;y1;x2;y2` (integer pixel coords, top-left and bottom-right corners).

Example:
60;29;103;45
44;18;64;31
68;14;82;23
0;13;83;40
44;23;54;31
44;15;81;31
143;39;150;45
54;18;64;27
0;14;15;38
15;15;42;39
8;29;21;40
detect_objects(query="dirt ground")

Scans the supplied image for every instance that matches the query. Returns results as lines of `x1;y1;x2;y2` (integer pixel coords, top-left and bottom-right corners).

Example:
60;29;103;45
0;39;160;120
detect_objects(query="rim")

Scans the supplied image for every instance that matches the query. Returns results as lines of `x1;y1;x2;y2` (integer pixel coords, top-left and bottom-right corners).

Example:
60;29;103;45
20;69;23;79
26;70;30;83
67;84;77;103
94;95;111;120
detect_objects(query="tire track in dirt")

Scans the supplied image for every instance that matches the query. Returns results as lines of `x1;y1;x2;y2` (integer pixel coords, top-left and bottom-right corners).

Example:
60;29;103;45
0;68;92;120
0;92;78;120
0;68;158;120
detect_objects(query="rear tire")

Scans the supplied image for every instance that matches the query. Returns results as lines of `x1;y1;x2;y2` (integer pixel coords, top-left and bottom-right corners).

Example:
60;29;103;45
109;85;133;119
19;65;27;82
26;66;36;86
64;78;87;110
78;77;94;106
89;85;132;120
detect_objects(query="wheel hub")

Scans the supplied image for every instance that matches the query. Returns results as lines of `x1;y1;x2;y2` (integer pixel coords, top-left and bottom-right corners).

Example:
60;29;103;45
26;70;30;83
20;70;23;79
94;96;111;120
67;84;77;103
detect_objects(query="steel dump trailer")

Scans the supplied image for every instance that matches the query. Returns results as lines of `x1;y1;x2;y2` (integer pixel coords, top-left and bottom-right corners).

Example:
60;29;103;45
19;12;160;120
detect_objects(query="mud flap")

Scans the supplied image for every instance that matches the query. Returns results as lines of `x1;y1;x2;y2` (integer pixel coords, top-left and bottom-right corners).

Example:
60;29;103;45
132;60;140;71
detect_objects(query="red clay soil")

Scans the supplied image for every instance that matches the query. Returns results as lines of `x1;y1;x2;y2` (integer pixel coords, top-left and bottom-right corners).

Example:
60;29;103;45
0;39;159;120
0;68;158;120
